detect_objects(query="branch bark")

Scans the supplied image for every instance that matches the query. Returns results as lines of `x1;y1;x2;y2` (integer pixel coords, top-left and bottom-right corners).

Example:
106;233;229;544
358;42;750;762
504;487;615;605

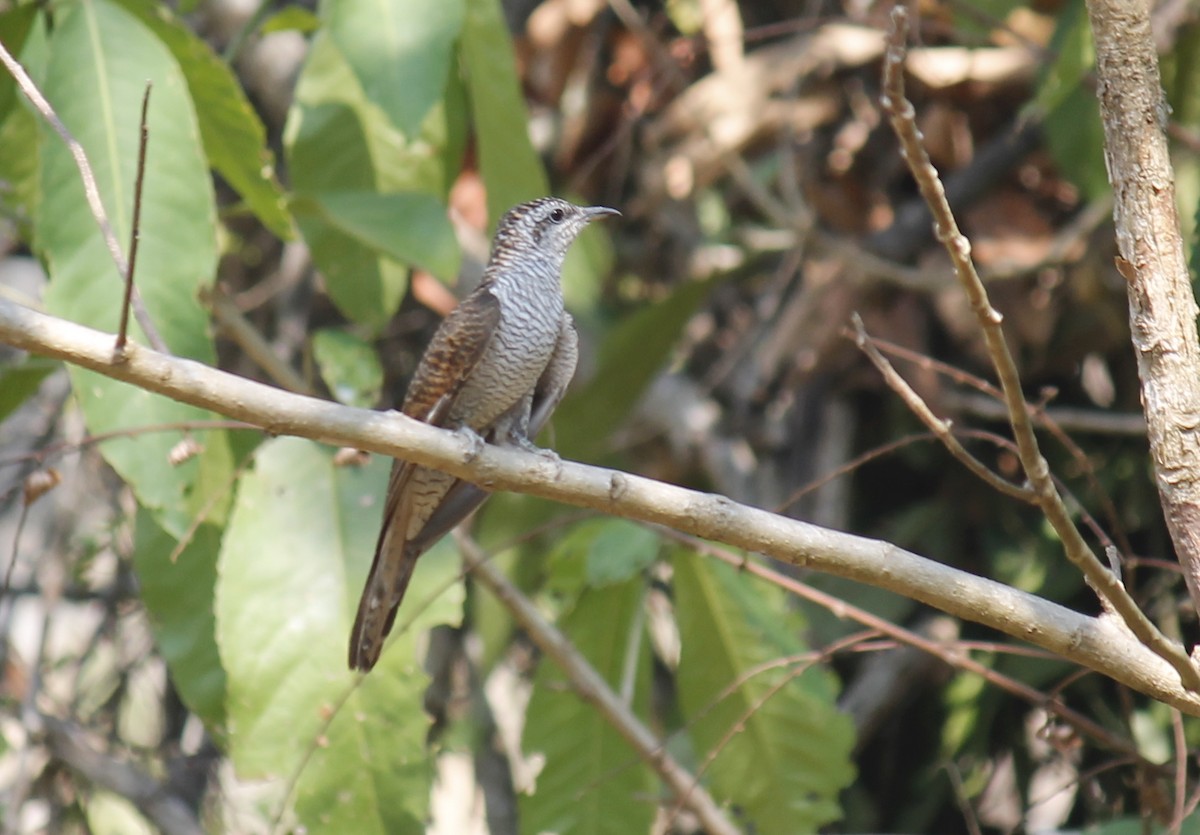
3;297;1200;714
1086;0;1200;620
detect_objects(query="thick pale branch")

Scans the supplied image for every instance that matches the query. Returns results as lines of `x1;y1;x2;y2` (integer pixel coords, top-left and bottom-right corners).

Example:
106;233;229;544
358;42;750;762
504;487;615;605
1085;0;1200;622
3;296;1200;713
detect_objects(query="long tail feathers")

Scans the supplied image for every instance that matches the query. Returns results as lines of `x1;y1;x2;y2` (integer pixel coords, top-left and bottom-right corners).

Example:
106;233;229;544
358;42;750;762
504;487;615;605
348;535;418;671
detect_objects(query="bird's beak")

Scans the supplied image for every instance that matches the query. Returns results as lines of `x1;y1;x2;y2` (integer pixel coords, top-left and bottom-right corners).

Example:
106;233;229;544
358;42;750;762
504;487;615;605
584;206;621;222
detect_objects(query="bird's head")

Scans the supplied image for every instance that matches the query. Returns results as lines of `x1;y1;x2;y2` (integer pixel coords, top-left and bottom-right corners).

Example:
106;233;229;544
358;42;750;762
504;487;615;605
490;198;619;266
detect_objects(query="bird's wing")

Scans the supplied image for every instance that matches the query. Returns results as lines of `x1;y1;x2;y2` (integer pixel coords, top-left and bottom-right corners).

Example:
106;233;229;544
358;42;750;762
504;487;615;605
411;313;580;552
349;289;502;671
529;314;579;438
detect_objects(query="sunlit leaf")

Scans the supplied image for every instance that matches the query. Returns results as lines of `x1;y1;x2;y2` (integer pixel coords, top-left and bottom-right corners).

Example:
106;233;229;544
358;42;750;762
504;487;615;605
323;0;464;138
112;0;292;238
37;0;233;537
216;438;463;831
521;579;656;834
460;0;546;223
673;553;855;832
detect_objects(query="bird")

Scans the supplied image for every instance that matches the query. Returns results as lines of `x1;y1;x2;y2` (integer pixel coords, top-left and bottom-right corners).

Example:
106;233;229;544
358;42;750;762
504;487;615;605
349;197;619;671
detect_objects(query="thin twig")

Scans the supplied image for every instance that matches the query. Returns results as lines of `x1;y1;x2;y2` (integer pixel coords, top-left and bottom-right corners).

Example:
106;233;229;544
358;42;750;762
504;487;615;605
663;529;1156;767
850;314;1035;502
1171;707;1187;834
456;531;741;835
881;8;1200;693
868;336;1137;556
208;288;314;395
40;714;204;835
116;83;152;354
0;38;166;352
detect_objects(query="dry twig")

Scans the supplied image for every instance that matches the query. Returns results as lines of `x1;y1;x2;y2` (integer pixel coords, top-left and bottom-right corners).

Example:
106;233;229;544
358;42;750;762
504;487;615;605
879;7;1200;692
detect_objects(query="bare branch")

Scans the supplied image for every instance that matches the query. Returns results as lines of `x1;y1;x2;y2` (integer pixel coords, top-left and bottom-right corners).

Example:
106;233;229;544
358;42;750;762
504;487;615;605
1085;0;1200;623
3;296;1200;713
850;313;1035;503
40;714;203;835
880;7;1200;692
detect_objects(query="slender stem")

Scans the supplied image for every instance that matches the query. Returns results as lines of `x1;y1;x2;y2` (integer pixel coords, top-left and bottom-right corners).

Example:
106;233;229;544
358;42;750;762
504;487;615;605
116;83;152;354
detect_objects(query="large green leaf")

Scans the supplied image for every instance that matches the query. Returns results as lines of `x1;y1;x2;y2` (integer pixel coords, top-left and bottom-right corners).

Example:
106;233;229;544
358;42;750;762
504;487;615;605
216;438;463;831
0;358;56;423
460;0;547;223
294;191;460;281
1036;0;1108;200
132;509;227;731
552;279;713;460
36;0;232;537
286;31;455;330
0;4;38;126
323;0;465;138
673;552;856;833
546;518;660;597
111;0;292;239
312;327;384;408
521;579;657;834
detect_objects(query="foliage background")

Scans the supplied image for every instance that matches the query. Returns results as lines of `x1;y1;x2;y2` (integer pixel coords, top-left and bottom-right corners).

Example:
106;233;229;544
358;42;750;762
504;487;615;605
2;0;1200;832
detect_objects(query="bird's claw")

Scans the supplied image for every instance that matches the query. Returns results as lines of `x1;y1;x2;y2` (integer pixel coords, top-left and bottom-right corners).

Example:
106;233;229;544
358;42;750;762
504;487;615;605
513;437;563;478
455;425;487;462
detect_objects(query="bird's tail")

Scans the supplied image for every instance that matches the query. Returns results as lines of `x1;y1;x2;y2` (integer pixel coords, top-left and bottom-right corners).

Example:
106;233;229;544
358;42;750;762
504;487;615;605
348;530;418;671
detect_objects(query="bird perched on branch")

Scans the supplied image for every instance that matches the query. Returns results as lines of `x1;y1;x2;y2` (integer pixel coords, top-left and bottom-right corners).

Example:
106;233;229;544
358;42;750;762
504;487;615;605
349;197;619;671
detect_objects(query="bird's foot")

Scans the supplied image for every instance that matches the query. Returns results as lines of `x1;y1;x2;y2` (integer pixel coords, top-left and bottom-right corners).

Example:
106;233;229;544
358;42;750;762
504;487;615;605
512;436;564;478
454;425;488;462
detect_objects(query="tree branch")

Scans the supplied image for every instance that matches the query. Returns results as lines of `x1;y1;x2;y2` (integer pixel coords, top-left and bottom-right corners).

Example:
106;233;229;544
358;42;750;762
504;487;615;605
40;714;203;835
1085;0;1200;622
3;297;1200;714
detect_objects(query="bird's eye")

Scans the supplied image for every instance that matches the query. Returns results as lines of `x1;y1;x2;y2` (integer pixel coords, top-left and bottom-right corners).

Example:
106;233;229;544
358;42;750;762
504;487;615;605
549;208;566;223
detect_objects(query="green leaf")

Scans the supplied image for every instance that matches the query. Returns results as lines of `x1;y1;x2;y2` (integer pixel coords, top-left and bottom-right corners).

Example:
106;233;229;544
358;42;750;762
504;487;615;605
262;6;322;35
0;4;39;126
132;509;227;731
286;32;454;329
110;0;293;239
36;0;233;537
1035;0;1108;200
547;518;659;591
552;279;713;460
0;358;56;423
312;327;384;408
323;0;465;138
521;579;657;834
216;438;463;830
1034;0;1093;117
0;103;40;236
460;0;547;223
296;191;460;281
673;553;856;833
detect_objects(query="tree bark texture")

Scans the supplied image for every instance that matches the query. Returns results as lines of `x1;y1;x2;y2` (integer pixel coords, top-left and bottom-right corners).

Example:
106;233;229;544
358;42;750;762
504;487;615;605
1087;0;1200;619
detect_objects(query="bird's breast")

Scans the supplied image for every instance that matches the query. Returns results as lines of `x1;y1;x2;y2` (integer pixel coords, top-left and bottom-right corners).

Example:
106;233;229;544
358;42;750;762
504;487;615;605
450;287;564;428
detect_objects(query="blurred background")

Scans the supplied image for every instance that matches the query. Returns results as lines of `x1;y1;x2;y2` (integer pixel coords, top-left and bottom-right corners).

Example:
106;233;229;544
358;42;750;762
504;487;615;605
3;0;1200;831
